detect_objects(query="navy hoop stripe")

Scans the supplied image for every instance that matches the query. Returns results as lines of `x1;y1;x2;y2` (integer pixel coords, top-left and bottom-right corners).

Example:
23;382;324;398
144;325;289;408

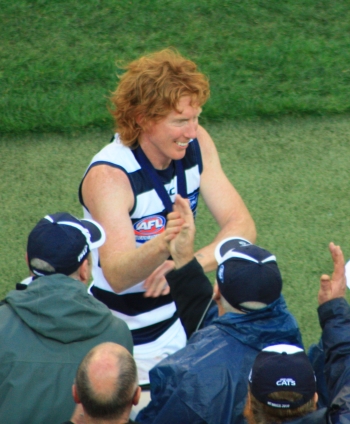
132;313;179;345
90;286;174;316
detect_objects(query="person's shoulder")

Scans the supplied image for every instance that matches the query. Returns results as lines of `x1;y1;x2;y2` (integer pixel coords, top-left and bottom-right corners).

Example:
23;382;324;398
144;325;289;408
89;133;129;158
105;315;133;353
87;138;139;176
188;322;221;342
0;300;12;314
109;312;132;331
157;324;224;365
195;125;219;164
196;125;213;145
92;302;132;336
152;325;243;395
79;296;133;351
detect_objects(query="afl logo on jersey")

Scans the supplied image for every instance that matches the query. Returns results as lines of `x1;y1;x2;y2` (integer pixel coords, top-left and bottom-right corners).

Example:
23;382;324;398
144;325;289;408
134;215;166;236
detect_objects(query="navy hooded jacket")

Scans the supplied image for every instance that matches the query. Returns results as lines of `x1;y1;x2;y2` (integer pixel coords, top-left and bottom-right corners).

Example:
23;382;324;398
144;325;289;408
137;294;303;424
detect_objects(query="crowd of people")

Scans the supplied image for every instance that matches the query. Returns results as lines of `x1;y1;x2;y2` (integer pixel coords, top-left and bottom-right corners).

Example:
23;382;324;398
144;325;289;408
1;48;350;424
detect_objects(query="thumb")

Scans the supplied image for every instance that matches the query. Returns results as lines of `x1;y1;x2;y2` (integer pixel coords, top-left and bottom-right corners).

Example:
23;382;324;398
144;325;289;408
318;274;332;305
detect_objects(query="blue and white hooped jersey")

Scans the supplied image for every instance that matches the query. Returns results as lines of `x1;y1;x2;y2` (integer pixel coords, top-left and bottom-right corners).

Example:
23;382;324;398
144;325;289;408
79;134;202;384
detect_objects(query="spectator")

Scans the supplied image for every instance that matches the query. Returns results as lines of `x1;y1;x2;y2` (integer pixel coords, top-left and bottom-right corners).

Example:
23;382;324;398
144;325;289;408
245;344;319;423
0;213;133;424
79;48;256;386
136;196;302;424
65;342;141;424
244;242;350;423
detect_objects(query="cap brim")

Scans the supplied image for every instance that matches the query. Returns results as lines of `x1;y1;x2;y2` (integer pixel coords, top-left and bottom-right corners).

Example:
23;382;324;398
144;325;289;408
80;219;106;249
215;237;252;264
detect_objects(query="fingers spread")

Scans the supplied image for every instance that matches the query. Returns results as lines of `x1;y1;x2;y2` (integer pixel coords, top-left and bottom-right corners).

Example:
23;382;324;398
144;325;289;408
143;261;174;297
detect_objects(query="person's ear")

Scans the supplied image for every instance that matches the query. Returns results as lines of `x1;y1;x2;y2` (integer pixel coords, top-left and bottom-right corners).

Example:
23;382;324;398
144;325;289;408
26;253;36;277
135;115;143;126
313;392;318;408
78;258;90;284
213;282;221;301
136;114;149;131
214;282;227;316
136;114;154;133
72;384;80;404
133;386;142;406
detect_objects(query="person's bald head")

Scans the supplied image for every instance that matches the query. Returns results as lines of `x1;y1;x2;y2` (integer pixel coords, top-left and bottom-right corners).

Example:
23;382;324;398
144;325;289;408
73;342;140;421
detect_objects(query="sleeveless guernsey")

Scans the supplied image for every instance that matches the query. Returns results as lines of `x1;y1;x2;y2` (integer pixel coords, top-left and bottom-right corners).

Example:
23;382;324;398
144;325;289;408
79;134;202;384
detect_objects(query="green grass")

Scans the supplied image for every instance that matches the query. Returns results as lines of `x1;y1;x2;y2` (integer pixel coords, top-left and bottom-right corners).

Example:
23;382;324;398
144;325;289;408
1;0;350;132
1;116;350;349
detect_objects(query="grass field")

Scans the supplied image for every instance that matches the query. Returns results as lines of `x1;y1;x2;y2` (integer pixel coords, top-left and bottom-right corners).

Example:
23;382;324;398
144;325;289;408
1;115;350;349
1;0;350;353
1;0;350;132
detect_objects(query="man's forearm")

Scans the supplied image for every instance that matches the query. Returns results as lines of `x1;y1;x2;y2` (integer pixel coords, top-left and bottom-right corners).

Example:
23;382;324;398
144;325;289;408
166;258;213;338
101;235;170;292
194;221;256;273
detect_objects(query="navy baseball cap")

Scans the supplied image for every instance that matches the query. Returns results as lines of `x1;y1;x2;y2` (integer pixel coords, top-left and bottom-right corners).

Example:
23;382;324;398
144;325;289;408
214;238;282;312
249;344;316;409
27;212;106;277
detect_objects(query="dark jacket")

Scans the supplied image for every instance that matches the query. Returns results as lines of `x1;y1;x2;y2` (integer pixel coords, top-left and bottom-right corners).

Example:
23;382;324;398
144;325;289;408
0;274;133;424
291;298;350;424
268;298;350;424
165;258;215;338
137;261;303;424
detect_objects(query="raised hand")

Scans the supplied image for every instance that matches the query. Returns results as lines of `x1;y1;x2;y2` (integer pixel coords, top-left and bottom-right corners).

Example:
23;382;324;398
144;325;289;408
167;195;196;269
142;195;195;296
318;242;346;305
143;261;174;297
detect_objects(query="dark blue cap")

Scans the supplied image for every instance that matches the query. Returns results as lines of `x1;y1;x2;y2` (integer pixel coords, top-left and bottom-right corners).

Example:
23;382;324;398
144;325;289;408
249;344;316;409
27;212;105;276
215;238;282;311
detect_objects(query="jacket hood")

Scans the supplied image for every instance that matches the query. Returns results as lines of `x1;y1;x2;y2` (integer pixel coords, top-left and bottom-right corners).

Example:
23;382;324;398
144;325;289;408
286;408;327;423
5;274;114;343
213;296;303;351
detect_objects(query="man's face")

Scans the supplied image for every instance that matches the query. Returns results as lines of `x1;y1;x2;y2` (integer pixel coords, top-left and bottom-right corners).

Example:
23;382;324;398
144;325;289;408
140;96;202;169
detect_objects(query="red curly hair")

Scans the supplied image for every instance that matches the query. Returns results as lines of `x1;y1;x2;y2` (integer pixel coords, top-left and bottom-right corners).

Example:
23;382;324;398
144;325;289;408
110;48;210;148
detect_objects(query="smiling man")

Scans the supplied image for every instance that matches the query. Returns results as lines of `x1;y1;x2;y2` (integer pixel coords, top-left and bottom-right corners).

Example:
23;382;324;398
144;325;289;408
79;48;256;389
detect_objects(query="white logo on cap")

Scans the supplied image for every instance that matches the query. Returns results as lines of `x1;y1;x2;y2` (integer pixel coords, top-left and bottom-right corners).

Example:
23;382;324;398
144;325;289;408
78;244;88;262
218;264;224;282
276;378;296;386
239;241;250;246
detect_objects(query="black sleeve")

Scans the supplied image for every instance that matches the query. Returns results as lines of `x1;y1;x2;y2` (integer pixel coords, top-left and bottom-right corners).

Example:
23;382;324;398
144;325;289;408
318;298;350;421
166;258;214;339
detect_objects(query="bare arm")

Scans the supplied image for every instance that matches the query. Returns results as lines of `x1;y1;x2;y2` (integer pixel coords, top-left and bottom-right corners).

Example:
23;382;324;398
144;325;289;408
194;125;257;272
81;165;180;293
